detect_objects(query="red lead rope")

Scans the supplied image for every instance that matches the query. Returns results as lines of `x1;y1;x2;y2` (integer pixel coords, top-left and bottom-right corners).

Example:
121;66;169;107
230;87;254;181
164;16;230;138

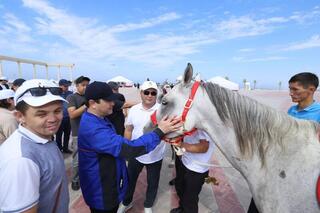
150;80;200;143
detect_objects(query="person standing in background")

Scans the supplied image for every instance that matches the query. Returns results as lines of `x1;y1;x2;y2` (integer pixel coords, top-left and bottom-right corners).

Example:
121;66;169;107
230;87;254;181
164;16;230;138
11;78;26;92
67;75;90;191
0;76;10;90
56;79;73;153
118;81;164;213
0;89;18;145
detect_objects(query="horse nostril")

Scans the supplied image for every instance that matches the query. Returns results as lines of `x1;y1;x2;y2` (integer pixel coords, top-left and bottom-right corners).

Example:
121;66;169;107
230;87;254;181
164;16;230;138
279;170;286;179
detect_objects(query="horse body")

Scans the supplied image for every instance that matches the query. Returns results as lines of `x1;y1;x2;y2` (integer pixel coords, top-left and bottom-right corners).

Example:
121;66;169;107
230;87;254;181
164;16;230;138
192;86;319;212
148;64;320;212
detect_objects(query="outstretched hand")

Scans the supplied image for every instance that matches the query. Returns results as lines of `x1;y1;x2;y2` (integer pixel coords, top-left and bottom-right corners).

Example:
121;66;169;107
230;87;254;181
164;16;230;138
157;115;183;134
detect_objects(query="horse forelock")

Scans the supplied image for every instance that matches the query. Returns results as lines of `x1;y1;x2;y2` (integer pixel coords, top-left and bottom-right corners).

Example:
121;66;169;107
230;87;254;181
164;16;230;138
203;82;317;166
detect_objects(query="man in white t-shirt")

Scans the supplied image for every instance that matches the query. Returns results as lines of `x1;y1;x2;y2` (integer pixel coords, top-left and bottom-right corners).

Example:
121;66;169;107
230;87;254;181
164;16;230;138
118;81;165;213
170;130;214;213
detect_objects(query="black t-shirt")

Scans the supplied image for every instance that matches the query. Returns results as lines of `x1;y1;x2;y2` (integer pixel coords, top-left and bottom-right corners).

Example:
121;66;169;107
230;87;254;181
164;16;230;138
106;93;125;136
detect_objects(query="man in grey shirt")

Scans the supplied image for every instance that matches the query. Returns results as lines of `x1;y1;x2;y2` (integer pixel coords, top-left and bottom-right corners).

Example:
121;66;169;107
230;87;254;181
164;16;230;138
67;75;90;190
0;79;69;212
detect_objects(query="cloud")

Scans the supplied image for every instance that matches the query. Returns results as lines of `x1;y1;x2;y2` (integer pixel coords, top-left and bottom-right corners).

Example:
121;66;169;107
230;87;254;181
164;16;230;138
0;12;37;53
1;0;319;70
283;35;320;51
214;6;320;40
233;56;288;62
1;13;33;42
238;48;255;52
21;0;217;67
108;12;181;33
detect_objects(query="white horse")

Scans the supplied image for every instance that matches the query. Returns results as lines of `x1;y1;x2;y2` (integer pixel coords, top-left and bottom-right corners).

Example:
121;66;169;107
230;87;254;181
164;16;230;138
145;63;320;212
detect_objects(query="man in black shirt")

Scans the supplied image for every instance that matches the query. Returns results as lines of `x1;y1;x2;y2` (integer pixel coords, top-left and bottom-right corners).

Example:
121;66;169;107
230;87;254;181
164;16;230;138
106;81;135;136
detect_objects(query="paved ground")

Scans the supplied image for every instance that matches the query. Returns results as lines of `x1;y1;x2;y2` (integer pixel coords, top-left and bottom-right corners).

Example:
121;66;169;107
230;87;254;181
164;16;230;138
67;88;320;213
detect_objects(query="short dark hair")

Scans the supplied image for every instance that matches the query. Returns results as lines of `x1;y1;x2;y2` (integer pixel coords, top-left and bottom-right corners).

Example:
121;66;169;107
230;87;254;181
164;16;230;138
289;72;319;89
15;100;30;115
74;76;90;85
0;99;11;109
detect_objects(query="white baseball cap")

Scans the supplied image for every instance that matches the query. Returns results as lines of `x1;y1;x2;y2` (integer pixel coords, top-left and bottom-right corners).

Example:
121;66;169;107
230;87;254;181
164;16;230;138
140;81;158;91
0;76;8;81
14;79;67;107
0;89;15;100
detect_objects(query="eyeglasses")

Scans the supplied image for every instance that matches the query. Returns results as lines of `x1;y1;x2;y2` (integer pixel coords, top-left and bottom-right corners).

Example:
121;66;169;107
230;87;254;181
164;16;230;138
17;87;62;101
143;90;157;96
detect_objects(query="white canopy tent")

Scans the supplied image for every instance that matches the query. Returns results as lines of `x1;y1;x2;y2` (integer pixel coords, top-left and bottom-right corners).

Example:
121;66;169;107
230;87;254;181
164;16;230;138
107;75;133;87
207;76;239;91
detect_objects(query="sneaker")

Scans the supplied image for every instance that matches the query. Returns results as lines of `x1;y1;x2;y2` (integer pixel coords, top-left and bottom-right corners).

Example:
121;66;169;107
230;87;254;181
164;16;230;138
71;181;80;191
144;207;152;213
170;207;183;213
117;202;133;213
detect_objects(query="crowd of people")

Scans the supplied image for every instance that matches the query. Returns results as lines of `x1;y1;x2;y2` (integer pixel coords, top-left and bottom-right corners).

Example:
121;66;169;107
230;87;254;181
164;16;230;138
0;72;319;213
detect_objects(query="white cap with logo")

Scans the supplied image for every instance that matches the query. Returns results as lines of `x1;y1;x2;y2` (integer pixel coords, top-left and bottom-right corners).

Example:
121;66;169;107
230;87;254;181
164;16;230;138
140;81;158;91
0;89;15;100
14;79;67;107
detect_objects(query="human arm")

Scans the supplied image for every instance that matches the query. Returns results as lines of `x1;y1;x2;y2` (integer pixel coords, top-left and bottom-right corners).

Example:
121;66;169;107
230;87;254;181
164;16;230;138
79;114;181;159
66;95;86;119
181;139;209;153
22;205;38;213
67;105;86;119
124;125;133;140
172;130;210;153
122;101;138;109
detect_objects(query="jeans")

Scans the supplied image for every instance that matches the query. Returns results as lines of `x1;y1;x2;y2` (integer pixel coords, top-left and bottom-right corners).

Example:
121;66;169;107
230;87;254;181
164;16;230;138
72;136;79;183
123;158;163;208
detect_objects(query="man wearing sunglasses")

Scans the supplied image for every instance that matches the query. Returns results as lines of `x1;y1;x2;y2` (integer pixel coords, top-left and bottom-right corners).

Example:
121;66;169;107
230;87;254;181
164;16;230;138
0;89;18;145
0;79;69;213
118;81;164;213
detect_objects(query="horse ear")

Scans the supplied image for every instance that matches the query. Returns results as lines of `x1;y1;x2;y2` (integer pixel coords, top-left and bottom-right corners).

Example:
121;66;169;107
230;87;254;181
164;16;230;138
183;63;193;84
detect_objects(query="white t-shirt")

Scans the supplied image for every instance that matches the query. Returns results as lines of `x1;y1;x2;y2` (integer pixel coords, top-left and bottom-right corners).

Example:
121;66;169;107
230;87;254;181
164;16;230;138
181;130;214;173
125;103;166;164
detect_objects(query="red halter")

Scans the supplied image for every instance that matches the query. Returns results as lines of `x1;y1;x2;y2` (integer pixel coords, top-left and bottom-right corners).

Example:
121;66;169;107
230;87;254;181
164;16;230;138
150;80;201;144
317;176;320;204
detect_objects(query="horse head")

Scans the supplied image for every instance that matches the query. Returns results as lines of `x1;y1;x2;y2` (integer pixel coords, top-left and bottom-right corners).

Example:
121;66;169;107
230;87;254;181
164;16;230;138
144;63;211;139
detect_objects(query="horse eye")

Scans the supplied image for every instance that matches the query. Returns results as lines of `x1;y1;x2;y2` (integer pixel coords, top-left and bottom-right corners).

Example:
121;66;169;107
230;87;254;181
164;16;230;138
162;100;168;105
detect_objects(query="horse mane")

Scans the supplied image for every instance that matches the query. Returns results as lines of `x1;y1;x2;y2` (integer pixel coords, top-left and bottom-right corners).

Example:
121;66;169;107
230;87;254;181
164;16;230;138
203;82;318;165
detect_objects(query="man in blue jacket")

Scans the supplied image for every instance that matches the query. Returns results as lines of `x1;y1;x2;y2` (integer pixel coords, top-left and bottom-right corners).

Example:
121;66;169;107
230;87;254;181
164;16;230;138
78;81;182;213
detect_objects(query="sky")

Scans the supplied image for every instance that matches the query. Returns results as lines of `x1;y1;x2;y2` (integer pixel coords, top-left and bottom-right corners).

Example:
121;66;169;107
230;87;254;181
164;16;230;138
0;0;320;89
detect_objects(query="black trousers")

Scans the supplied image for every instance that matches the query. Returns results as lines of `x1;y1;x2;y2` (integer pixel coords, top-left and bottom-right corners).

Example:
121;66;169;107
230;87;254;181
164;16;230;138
175;156;208;213
123;158;163;208
56;118;71;150
90;205;118;213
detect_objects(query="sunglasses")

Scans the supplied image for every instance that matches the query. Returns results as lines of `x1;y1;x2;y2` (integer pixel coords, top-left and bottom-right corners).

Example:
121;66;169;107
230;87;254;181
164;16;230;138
143;90;157;96
17;87;62;101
